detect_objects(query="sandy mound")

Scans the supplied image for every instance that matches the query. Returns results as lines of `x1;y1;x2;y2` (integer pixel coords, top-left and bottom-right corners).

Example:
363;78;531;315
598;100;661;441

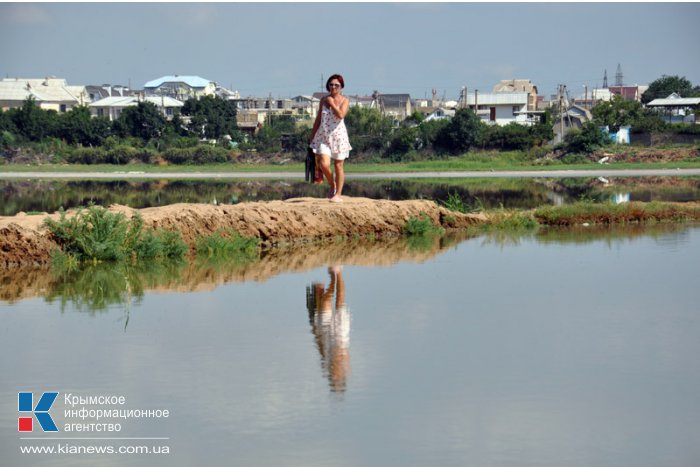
0;197;486;267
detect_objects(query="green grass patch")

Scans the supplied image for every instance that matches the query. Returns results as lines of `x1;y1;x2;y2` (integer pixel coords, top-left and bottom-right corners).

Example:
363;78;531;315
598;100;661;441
533;201;700;226
195;228;260;261
44;205;188;264
403;214;445;237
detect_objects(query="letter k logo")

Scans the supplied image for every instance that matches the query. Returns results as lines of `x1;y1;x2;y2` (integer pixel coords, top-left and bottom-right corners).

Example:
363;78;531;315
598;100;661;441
18;392;59;432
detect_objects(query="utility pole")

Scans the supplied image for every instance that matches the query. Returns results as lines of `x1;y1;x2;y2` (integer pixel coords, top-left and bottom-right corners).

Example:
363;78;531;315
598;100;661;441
474;89;478;115
463;86;468;108
559;84;565;144
584;85;588;109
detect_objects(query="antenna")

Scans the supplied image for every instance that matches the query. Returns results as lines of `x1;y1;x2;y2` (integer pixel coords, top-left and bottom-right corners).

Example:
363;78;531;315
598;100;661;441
603;69;608;89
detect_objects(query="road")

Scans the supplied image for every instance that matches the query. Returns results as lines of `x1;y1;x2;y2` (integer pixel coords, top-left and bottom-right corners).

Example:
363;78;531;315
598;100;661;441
1;168;700;179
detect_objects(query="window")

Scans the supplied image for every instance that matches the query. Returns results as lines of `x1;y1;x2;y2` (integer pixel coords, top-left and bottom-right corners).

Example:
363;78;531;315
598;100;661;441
513;106;520;116
97;108;104;117
166;108;173;116
60;104;67;113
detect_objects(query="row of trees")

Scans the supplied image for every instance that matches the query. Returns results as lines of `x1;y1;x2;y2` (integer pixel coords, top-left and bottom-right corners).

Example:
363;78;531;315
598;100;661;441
0;95;241;149
257;105;555;160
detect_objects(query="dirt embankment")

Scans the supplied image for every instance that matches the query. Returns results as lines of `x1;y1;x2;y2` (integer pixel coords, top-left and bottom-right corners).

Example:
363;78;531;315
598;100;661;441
0;197;486;267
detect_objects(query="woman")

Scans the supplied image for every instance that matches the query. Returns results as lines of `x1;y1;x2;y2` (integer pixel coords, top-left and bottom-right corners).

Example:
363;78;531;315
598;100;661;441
309;74;352;202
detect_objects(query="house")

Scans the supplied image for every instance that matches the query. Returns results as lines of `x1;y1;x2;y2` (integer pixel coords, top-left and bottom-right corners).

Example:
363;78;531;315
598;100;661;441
143;75;216;100
85;84;134;103
375;93;412;120
0;77;88;112
608;85;649;102
423;108;455;122
552;105;593;143
646;93;700;124
230;96;293;112
291;95;320;116
493;79;538;111
89;95;184;121
466;92;535;126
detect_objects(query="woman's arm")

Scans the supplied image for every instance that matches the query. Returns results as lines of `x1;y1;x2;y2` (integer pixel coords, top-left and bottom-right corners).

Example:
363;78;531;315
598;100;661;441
327;96;349;119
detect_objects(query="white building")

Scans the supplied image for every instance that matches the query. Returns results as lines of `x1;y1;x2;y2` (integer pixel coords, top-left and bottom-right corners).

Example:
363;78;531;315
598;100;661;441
466;92;534;126
89;96;184;121
143;75;216;100
0;77;88;112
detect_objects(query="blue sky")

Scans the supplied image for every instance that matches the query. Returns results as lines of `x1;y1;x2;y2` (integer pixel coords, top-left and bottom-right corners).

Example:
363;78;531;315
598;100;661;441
1;2;698;99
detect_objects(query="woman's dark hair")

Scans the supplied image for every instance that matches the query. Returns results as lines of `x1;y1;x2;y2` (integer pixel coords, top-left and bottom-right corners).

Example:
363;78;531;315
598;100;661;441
326;74;345;91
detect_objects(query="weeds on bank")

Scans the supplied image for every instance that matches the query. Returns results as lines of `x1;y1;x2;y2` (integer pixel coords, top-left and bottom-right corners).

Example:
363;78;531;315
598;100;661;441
403;214;445;251
403;214;445;237
195;228;260;263
44;205;188;265
439;191;483;214
534;201;700;226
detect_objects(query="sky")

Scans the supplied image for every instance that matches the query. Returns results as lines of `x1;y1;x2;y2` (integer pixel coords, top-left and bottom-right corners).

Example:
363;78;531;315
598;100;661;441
1;2;699;100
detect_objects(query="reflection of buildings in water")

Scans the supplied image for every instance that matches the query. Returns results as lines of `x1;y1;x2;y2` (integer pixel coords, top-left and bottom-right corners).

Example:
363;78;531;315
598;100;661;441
545;191;565;206
306;266;351;393
612;192;631;204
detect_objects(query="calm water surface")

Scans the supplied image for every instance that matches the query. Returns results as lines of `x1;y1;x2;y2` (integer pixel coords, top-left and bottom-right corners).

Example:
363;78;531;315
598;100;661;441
1;227;699;466
2;176;699;215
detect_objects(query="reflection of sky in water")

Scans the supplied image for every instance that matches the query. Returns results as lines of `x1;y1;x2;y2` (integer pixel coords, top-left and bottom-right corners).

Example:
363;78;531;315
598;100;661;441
2;228;700;466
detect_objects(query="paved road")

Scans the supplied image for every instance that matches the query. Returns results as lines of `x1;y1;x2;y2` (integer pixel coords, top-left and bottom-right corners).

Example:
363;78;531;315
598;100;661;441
1;168;700;179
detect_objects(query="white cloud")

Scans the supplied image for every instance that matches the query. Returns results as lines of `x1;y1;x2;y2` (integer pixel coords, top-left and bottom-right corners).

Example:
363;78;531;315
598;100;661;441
0;4;51;25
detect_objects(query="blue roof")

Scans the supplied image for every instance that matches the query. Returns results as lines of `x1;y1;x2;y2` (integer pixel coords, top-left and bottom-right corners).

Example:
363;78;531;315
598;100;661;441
143;75;212;88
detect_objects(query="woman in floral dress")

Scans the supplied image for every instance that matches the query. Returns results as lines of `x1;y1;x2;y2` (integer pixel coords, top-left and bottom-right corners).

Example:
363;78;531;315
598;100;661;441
309;74;352;202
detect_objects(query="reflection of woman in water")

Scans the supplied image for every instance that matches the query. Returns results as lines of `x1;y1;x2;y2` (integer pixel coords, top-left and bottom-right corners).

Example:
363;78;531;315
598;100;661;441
306;265;351;393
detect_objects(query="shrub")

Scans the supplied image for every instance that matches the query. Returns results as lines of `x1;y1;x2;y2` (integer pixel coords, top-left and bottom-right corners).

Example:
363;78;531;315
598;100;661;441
195;229;259;261
403;214;445;236
66;147;107;164
162;145;230;164
563;122;610;154
44;205;188;263
440;191;467;213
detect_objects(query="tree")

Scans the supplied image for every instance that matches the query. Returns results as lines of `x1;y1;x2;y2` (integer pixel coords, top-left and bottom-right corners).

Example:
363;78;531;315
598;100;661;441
563;122;610;154
344;106;394;153
434;108;483;154
113;102;165;140
181;95;238;139
57;106;111;146
11;98;58;141
641;75;697;104
592;95;665;132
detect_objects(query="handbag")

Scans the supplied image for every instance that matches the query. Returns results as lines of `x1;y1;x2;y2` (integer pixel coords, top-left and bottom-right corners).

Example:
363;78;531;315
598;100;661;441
305;147;315;183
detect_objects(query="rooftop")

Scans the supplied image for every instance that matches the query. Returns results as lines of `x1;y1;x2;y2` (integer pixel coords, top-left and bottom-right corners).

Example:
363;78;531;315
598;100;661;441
143;75;213;89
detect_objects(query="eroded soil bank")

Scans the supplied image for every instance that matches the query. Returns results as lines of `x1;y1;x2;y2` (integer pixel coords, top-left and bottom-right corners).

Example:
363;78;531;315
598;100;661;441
0;197;486;267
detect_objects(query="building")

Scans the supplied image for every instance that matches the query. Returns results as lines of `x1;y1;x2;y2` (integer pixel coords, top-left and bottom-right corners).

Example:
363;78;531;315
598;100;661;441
89;95;184;121
375;93;412;120
291;95;320;116
646;93;700;124
466;92;537;126
608;85;649;102
423;108;455;122
85;84;134;103
143;75;216;100
0;77;88;112
492;79;538;111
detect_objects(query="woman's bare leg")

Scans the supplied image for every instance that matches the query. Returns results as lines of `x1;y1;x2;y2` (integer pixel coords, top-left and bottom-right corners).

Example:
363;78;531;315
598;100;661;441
318;154;335;196
332;160;345;198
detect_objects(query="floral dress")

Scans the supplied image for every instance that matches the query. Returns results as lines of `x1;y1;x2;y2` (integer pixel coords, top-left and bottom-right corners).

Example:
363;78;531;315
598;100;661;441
311;101;352;156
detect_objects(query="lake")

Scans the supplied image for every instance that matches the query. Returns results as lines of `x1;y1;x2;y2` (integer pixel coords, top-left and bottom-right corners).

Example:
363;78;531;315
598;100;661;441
2;224;699;466
2;176;700;215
